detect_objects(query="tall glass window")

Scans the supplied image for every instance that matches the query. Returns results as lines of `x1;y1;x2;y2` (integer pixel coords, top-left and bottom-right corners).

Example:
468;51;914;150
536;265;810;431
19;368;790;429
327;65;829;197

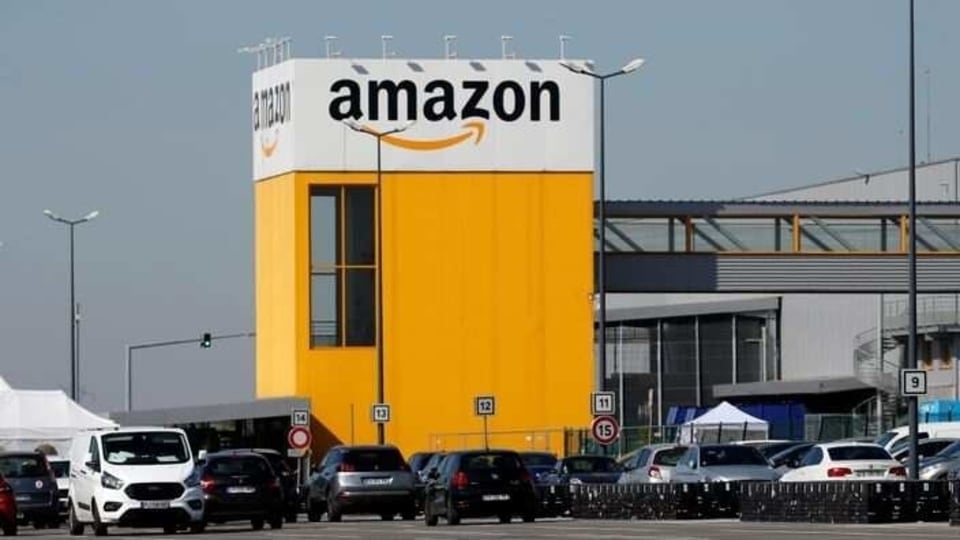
699;316;734;405
310;186;376;347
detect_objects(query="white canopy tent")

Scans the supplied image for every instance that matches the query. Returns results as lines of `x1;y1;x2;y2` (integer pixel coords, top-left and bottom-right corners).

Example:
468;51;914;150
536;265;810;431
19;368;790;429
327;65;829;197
0;375;116;456
678;401;769;444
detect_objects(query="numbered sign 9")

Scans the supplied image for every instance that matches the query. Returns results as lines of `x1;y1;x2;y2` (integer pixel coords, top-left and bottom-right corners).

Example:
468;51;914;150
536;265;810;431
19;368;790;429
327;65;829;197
900;369;927;396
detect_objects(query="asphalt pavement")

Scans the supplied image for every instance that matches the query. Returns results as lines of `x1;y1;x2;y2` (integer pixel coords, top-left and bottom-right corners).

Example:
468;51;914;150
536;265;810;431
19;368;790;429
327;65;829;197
11;518;960;539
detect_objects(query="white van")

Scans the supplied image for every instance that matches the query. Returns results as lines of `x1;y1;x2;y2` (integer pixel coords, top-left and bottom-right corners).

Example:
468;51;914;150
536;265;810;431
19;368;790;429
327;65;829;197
874;422;960;452
66;427;204;535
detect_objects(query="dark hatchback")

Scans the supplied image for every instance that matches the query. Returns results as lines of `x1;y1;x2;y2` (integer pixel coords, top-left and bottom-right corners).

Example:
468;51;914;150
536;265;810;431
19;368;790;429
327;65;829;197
408;452;437;513
222;448;300;522
198;452;285;531
0;452;58;529
424;450;536;526
546;455;623;485
519;452;558;484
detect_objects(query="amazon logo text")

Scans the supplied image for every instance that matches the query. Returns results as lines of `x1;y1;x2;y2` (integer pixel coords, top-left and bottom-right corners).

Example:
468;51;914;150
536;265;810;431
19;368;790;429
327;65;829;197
328;79;561;123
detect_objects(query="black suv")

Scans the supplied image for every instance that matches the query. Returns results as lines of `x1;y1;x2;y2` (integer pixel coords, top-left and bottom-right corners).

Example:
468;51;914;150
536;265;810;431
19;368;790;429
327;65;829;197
423;450;536;526
197;452;284;531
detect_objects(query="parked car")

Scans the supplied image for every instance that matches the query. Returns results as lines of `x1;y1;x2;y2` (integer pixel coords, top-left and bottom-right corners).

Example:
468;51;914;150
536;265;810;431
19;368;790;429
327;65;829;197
518;452;558;484
544;455;623;486
408;452;437;514
196;451;284;531
889;438;957;463
779;443;905;482
46;458;69;520
412;452;447;515
0;452;59;529
66;427;205;535
740;440;812;461
671;444;781;483
918;440;960;480
218;448;300;523
307;445;416;522
618;444;687;484
768;442;816;473
874;422;960;452
423;449;536;526
0;474;17;536
419;453;448;482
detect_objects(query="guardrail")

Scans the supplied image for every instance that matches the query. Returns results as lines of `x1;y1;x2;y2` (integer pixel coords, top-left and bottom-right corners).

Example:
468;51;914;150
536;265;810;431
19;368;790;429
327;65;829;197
555;480;953;524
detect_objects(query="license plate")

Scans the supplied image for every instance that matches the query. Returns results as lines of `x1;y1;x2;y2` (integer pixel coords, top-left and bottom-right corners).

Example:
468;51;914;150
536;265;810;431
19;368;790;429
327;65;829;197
141;501;171;509
482;494;510;502
14;495;29;502
362;478;392;486
855;471;881;478
227;486;257;494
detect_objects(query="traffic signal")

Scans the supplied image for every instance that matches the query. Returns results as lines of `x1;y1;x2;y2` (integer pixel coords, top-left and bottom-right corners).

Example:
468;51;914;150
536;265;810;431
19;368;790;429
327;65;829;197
200;332;212;348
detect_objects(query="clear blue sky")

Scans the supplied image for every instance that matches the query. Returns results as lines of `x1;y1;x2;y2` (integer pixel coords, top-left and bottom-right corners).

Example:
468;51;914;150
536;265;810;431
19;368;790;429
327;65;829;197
1;0;958;412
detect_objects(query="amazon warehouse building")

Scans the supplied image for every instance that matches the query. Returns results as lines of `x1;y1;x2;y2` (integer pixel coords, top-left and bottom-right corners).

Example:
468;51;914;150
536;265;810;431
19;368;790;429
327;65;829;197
115;50;960;459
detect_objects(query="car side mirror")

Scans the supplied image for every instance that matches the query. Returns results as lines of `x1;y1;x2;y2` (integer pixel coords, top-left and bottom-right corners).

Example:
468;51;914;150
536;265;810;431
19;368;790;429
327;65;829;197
84;452;99;472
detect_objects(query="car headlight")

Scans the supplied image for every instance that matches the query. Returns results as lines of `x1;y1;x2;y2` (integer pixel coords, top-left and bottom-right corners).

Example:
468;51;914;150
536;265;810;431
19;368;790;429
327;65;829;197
569;477;583;485
101;472;124;490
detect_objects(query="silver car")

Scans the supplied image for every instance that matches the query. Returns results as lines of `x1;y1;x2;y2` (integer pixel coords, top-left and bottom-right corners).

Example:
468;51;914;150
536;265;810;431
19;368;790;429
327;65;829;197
671;444;780;483
306;445;416;522
618;444;687;484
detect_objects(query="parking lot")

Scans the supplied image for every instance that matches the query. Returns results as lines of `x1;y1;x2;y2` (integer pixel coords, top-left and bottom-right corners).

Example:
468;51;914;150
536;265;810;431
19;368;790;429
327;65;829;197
7;519;960;540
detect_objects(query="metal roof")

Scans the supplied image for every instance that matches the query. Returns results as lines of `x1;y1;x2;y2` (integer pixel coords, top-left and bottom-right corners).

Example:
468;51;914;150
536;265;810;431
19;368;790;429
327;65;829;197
597;200;960;218
109;396;310;426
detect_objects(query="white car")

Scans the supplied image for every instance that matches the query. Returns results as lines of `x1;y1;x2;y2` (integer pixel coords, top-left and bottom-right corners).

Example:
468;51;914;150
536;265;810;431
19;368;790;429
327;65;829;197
67;427;205;535
779;442;905;482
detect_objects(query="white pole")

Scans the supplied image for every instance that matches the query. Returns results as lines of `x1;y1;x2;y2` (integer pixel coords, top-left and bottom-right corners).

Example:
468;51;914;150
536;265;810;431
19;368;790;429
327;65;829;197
617;324;624;455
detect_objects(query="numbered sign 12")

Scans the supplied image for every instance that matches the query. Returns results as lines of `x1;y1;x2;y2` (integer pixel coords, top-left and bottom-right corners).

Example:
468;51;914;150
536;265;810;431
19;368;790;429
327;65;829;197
475;395;496;416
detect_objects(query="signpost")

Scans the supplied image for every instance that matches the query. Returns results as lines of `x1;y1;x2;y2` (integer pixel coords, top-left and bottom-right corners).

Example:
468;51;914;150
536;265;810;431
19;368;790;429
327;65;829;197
900;369;928;396
371;403;391;424
590;415;620;446
475;395;496;450
287;425;312;458
591;391;615;416
291;409;310;427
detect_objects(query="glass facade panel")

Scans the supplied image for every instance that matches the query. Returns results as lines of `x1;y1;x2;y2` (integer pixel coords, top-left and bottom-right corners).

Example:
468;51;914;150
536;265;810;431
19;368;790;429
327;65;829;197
661;318;696;417
345;188;375;265
310;272;339;346
310;188;338;265
345;268;375;346
699;316;733;405
604;324;658;430
736;316;764;383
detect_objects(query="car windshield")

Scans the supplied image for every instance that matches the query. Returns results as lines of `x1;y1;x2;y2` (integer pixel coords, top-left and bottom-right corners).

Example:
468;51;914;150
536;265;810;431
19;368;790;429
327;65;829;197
937;441;960;458
565;456;620;473
208;456;271;478
521;453;557;468
343;449;404;472
828;446;892;461
257;452;290;474
0;455;49;478
409;453;434;472
102;432;190;465
700;446;768;467
49;461;69;478
874;431;898;448
653;447;687;466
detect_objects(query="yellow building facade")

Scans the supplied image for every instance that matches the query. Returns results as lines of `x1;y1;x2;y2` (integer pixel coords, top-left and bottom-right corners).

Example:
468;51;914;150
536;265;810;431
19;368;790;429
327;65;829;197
253;58;595;458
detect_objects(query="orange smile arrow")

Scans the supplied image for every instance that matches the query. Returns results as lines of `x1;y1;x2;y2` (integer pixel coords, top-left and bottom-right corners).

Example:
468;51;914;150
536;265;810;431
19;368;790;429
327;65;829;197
363;121;485;151
260;132;279;157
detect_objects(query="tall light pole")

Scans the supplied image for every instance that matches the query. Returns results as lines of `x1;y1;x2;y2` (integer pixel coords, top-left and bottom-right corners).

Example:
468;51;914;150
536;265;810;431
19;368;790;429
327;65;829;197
906;0;920;481
343;119;414;445
43;209;99;402
561;58;645;397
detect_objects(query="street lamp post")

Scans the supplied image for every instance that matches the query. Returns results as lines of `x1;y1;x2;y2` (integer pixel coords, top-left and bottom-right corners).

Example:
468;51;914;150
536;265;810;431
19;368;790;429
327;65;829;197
907;0;920;481
43;209;99;401
343;119;414;445
560;58;645;396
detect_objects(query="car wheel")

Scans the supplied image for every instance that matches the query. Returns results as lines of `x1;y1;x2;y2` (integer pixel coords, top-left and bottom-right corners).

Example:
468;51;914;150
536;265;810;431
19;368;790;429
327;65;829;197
1;521;16;537
285;511;297;523
498;513;511;524
307;500;323;522
446;498;460;526
251;518;265;531
67;502;84;536
162;524;178;534
189;522;206;534
91;503;108;537
269;514;283;529
424;502;438;527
